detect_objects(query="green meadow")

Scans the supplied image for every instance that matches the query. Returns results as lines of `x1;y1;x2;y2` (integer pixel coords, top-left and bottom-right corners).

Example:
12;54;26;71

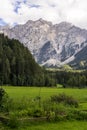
18;121;87;130
3;86;87;112
1;121;87;130
1;86;87;130
3;86;87;102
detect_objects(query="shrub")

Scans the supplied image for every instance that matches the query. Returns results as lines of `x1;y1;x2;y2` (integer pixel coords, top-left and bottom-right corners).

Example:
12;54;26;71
51;93;78;107
76;111;87;120
43;99;67;121
0;87;9;111
45;111;55;121
33;107;43;117
27;108;33;116
18;110;28;117
0;88;6;105
7;114;20;128
74;110;84;120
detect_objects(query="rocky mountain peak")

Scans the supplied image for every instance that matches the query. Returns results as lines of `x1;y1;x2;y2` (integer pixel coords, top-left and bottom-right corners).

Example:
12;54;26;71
0;19;87;68
54;21;73;32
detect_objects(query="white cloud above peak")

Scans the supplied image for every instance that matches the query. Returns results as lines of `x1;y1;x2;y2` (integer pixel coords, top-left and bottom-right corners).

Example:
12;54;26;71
0;0;87;29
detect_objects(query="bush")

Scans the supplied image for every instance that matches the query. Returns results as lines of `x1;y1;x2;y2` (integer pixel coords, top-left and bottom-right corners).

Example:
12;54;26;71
51;93;78;107
0;87;9;111
66;109;87;120
0;88;6;105
43;99;67;121
76;111;87;120
7;114;20;128
33;107;44;117
27;108;33;116
45;111;55;121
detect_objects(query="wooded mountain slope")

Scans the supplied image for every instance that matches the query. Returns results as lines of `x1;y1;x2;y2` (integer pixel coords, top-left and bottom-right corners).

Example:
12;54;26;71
0;34;55;86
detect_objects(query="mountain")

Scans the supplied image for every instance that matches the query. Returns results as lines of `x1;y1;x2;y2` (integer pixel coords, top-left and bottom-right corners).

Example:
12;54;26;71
0;19;87;69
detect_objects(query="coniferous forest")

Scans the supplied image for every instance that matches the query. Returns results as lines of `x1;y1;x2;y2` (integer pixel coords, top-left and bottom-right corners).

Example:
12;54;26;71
0;34;56;86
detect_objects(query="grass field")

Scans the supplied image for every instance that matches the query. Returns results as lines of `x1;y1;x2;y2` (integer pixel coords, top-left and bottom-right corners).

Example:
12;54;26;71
1;120;87;130
3;86;87;111
20;121;87;130
1;86;87;130
3;86;87;103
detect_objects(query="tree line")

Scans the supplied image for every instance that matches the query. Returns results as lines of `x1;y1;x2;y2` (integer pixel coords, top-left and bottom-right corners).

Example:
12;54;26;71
49;70;87;88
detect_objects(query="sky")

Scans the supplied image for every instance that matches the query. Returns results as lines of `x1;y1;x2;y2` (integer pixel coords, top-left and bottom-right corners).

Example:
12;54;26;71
0;0;87;29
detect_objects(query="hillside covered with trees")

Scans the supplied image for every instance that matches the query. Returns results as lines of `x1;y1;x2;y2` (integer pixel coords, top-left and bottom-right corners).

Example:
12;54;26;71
0;34;55;86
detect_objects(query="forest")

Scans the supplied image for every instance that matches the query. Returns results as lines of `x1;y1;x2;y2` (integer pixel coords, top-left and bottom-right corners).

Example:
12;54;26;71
48;70;87;88
0;34;55;86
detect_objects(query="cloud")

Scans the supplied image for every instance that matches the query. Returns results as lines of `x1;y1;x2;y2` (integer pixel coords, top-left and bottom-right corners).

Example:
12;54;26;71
0;18;7;26
0;0;87;29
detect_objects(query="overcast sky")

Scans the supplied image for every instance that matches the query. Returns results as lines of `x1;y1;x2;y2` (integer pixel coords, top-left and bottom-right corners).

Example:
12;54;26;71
0;0;87;29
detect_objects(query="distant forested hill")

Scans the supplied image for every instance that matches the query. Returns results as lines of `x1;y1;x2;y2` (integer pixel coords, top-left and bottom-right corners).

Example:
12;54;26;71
0;34;55;86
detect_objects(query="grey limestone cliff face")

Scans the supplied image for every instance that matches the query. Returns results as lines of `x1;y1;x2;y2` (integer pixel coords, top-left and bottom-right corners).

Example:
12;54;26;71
0;19;87;67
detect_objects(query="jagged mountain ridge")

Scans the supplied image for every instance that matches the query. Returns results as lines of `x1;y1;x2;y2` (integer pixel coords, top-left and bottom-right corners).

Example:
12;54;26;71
0;18;87;68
